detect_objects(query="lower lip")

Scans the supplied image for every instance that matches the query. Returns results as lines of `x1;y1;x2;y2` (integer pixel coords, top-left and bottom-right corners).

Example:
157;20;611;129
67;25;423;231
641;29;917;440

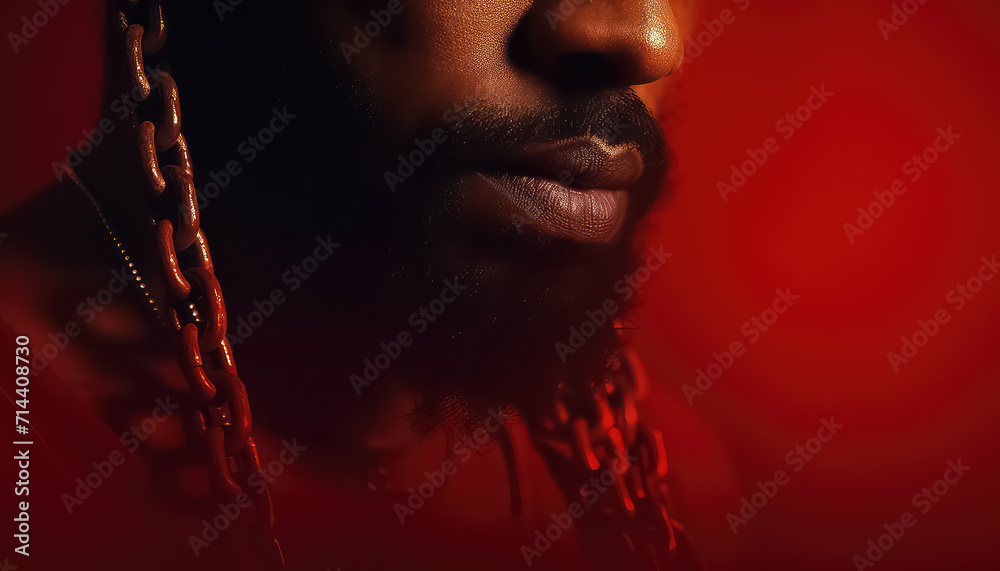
473;173;629;244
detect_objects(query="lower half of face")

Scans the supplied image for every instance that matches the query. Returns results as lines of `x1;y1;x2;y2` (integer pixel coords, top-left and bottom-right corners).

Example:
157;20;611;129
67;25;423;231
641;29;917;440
178;0;679;416
312;0;678;249
299;95;670;416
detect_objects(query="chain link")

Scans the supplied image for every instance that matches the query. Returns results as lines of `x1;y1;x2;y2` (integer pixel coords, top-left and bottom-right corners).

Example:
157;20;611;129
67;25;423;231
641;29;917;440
109;3;681;569
529;348;685;569
115;1;284;567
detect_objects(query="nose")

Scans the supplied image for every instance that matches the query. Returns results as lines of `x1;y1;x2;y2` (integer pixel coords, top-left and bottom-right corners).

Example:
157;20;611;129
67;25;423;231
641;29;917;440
512;0;683;89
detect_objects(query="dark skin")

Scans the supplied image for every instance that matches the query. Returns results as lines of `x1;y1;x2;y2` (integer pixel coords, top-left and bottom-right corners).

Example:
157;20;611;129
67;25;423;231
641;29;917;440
94;0;685;466
317;0;680;247
318;0;681;143
0;1;686;568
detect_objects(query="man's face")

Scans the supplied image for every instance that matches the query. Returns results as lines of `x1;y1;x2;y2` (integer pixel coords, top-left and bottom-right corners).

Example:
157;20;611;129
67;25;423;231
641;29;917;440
315;0;682;246
173;0;683;420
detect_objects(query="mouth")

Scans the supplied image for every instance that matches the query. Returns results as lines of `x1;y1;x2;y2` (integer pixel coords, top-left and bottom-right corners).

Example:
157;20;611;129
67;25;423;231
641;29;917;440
466;138;644;245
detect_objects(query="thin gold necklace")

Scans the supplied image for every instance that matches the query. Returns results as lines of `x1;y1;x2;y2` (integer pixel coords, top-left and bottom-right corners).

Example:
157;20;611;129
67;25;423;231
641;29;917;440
65;164;168;326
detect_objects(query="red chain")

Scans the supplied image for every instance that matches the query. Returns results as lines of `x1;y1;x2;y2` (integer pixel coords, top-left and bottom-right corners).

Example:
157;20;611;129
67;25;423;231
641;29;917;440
115;1;284;568
108;4;681;570
528;349;684;569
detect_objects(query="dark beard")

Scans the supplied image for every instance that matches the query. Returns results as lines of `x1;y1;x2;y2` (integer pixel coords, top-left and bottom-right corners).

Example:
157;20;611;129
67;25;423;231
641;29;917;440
163;3;670;442
376;89;670;431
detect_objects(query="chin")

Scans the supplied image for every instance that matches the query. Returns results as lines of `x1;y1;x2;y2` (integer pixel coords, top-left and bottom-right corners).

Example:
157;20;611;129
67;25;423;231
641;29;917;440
389;222;638;430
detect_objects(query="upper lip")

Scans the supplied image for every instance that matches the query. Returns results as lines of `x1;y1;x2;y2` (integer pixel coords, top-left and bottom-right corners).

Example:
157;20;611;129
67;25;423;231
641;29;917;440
489;137;645;190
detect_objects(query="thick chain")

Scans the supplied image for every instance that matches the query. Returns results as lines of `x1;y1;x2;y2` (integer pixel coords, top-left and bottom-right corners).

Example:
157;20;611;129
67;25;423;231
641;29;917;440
109;4;678;570
114;1;284;567
529;349;685;570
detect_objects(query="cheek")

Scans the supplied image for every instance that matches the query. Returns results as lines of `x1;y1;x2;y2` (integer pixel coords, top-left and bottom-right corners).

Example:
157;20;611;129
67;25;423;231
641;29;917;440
329;1;531;141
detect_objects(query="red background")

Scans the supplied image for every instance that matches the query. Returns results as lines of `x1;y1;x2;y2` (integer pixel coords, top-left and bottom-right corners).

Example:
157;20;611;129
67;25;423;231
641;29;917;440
2;1;998;570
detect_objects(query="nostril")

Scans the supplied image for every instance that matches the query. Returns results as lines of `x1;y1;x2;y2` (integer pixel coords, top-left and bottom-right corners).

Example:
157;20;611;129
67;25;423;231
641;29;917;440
510;1;682;89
